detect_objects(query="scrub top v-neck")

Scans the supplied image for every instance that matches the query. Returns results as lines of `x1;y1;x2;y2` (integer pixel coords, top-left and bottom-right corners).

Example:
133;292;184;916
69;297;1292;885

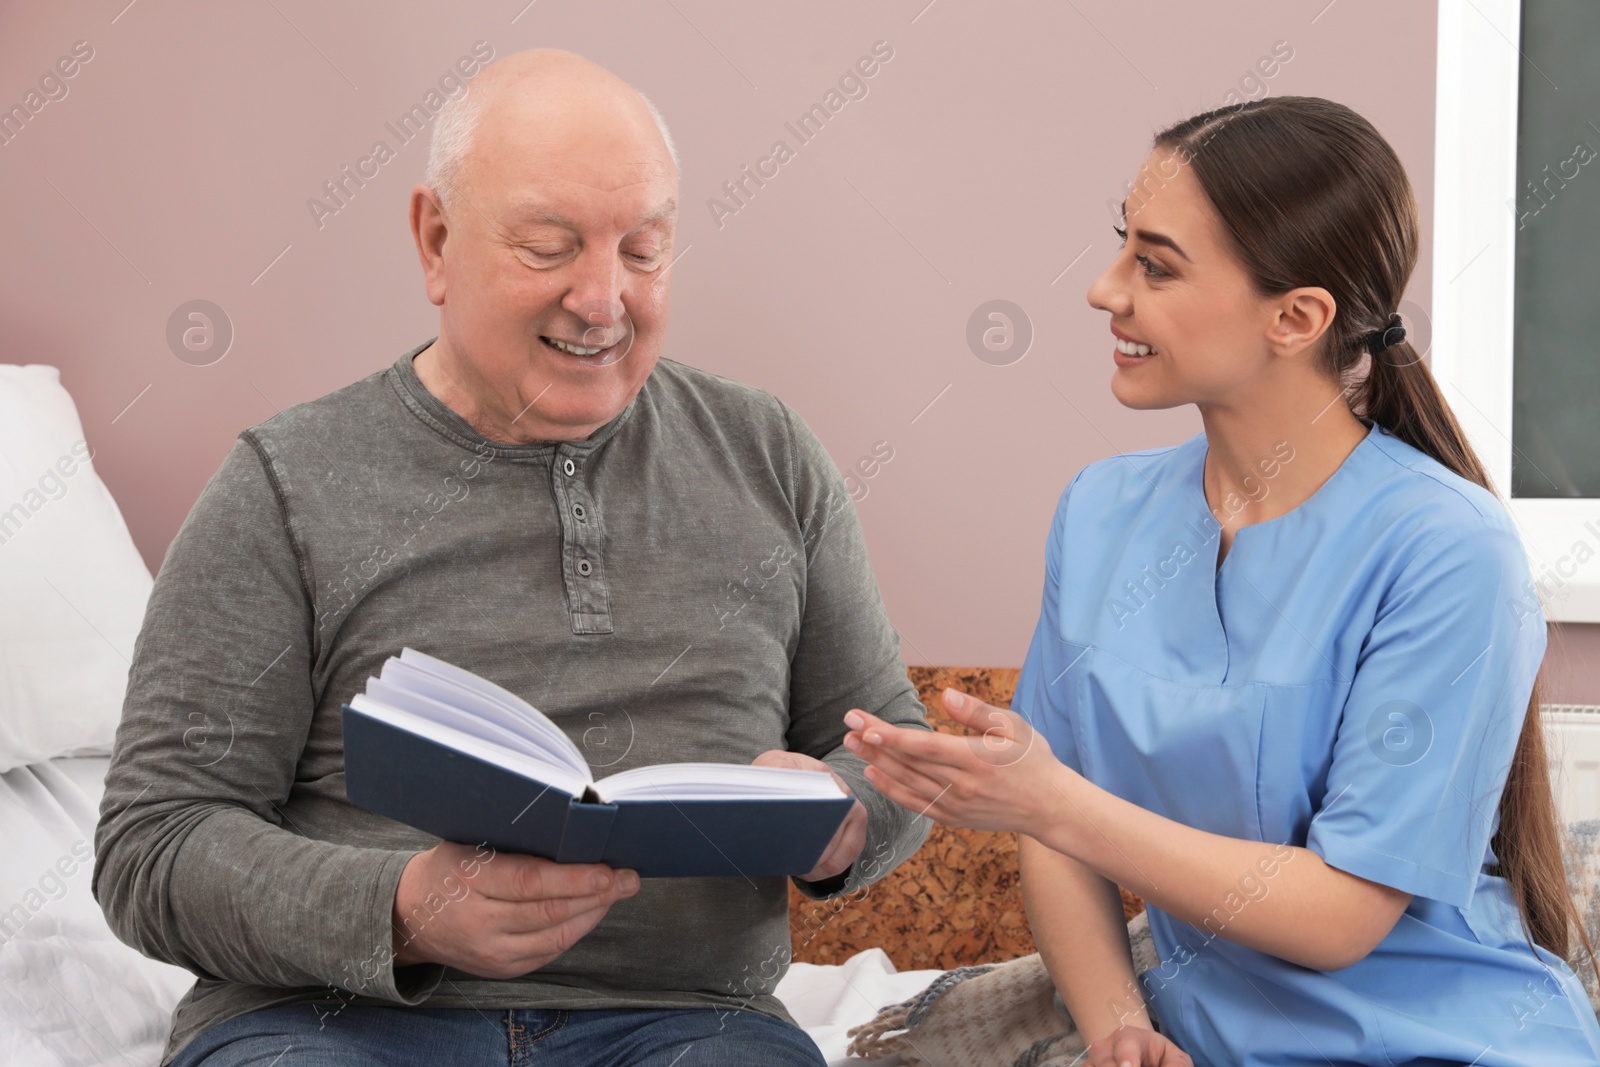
1014;421;1600;1066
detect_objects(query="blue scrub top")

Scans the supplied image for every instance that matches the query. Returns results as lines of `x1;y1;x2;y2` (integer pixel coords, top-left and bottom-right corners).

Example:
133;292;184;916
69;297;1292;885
1014;421;1600;1066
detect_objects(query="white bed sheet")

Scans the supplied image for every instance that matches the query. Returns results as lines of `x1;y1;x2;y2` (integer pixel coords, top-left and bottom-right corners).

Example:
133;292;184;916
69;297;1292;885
0;755;193;1067
1;756;936;1066
776;950;945;1065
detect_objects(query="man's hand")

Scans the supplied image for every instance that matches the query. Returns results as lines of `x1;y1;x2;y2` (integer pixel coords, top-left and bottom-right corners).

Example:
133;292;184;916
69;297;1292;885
752;750;867;883
390;841;639;979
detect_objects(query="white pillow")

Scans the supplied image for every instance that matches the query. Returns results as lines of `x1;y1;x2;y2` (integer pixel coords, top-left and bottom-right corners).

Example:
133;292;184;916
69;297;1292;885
0;365;152;772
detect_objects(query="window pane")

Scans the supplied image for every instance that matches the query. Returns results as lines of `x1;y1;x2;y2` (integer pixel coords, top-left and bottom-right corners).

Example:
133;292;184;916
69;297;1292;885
1511;0;1600;498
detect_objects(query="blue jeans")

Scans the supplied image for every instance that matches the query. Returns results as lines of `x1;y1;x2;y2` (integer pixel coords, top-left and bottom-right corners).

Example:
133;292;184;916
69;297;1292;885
169;1003;828;1066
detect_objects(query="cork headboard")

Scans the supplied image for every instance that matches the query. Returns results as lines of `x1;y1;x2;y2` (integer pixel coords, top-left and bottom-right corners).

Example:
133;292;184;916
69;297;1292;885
788;667;1145;971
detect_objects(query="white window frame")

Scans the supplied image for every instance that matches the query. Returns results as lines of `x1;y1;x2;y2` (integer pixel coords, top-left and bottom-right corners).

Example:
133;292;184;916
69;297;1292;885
1432;0;1600;622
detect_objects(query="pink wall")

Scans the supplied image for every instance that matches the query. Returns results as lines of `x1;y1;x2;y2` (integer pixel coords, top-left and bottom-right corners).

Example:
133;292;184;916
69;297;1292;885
3;0;1596;700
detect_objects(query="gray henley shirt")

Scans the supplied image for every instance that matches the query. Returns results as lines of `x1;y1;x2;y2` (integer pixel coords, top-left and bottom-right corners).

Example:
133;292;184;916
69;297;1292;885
91;340;932;1065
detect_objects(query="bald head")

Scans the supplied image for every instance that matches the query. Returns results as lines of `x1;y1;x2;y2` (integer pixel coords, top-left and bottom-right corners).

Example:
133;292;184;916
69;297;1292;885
408;47;681;445
425;49;678;219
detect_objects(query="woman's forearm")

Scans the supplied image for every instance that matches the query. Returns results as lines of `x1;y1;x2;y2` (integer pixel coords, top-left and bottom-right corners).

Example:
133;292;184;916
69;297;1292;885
1029;765;1410;972
841;697;1410;971
1019;833;1152;1044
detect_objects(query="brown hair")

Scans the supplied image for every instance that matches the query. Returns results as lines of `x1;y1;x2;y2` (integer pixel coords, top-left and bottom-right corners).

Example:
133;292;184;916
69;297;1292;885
1148;95;1596;979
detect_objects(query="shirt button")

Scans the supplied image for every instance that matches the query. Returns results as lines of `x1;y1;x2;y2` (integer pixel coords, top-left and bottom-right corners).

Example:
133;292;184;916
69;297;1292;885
577;559;593;577
572;503;587;521
563;459;576;476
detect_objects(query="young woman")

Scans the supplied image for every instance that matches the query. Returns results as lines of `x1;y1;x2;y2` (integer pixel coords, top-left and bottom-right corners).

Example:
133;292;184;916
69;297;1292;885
841;96;1600;1066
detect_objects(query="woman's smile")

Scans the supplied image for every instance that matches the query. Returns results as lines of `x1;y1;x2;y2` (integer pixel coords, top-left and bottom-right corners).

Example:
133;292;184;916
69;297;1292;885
1111;325;1161;367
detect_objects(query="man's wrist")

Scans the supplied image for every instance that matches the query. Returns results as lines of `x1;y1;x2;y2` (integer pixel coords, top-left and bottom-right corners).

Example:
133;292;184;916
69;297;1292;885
390;850;430;968
391;931;425;968
793;863;853;897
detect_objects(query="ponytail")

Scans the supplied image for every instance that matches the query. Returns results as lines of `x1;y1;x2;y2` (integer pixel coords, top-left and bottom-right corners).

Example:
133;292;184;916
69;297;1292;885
1360;341;1489;489
1361;344;1594;979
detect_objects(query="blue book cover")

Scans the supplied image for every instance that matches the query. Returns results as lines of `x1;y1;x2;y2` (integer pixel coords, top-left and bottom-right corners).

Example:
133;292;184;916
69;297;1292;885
341;648;856;878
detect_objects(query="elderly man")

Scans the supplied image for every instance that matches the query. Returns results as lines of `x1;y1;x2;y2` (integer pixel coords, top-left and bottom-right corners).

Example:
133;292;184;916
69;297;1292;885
93;48;931;1067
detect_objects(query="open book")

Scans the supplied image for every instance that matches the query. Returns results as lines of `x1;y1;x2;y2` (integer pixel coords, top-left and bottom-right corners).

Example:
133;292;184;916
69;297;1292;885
341;647;856;877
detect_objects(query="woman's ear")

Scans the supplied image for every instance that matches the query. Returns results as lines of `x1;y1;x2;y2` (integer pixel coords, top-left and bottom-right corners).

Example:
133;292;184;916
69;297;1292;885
1266;285;1337;363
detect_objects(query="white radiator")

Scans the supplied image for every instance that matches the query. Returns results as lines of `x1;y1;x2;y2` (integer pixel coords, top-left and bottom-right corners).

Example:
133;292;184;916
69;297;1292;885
1544;705;1600;825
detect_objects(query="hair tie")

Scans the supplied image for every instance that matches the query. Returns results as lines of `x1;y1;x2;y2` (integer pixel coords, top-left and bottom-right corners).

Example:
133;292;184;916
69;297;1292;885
1368;312;1406;353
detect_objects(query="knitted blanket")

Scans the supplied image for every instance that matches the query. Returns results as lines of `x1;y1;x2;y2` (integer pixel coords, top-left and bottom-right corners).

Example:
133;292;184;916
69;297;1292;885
845;910;1158;1067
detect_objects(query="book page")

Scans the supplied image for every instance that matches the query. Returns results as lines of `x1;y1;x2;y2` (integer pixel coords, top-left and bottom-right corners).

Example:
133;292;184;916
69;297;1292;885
393;647;588;779
347;692;592;798
378;657;575;764
593;762;849;803
364;677;546;759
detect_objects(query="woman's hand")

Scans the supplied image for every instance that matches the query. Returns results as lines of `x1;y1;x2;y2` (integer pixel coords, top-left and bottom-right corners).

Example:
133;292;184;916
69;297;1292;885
842;687;1070;838
1085;1025;1192;1066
